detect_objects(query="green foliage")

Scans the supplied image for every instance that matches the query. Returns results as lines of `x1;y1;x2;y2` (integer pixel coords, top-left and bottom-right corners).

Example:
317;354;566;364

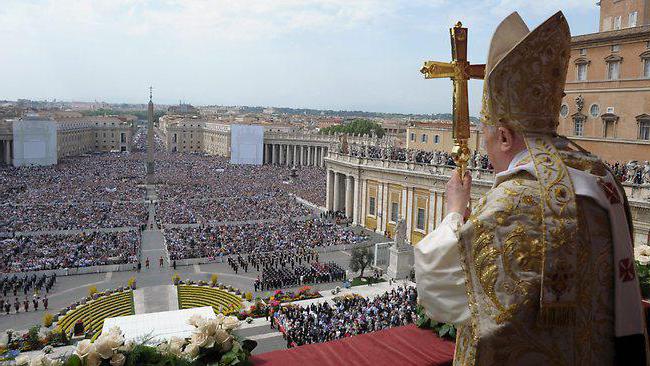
124;344;193;366
27;325;42;350
415;304;457;340
49;328;68;346
636;261;650;299
320;119;385;138
349;246;373;278
64;354;82;366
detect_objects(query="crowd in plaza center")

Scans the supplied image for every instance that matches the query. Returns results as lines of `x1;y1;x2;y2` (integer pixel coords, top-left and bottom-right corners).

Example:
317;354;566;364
0;154;148;233
0;231;140;273
157;191;312;225
165;219;367;260
274;285;418;347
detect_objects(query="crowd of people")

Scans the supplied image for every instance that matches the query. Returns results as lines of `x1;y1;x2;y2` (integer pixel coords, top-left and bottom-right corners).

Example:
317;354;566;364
274;285;418;346
609;160;650;184
165;219;367;260
346;144;493;170
0;273;55;314
157;191;312;225
2;202;146;232
0;232;140;273
154;154;326;207
255;261;346;291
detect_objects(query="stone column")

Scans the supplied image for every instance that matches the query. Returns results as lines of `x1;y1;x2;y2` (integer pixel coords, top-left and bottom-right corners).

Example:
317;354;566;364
272;144;278;165
353;175;361;225
326;170;334;211
307;146;312;166
345;175;354;219
2;141;8;165
293;145;297;167
333;172;342;212
282;145;287;165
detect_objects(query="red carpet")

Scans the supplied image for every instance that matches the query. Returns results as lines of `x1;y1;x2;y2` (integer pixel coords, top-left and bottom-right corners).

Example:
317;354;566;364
250;324;455;366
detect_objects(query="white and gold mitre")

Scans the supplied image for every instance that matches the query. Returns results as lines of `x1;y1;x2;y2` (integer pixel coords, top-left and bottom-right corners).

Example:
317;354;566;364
481;11;571;134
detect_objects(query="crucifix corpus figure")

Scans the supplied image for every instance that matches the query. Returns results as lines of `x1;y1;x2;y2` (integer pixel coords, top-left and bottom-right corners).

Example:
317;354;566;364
414;12;647;365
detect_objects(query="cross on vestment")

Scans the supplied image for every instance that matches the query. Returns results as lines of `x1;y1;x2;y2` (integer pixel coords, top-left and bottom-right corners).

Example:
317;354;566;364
420;22;485;181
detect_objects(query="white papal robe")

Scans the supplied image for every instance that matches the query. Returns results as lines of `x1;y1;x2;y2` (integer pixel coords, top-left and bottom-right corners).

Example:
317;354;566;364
414;148;647;366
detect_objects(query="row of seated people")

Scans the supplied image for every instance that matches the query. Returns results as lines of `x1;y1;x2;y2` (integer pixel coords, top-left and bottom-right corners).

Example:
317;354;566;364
228;247;319;274
254;262;345;291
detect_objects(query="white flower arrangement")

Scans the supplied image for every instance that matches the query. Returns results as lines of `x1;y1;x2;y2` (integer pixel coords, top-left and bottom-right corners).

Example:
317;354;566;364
14;354;62;366
71;326;126;366
634;245;650;265
12;314;250;366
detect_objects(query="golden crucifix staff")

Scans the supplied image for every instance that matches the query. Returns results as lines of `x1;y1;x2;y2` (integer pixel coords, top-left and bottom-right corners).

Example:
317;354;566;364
420;22;485;182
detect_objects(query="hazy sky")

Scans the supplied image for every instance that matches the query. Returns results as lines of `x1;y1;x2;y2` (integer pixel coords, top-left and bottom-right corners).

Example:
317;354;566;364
0;0;599;115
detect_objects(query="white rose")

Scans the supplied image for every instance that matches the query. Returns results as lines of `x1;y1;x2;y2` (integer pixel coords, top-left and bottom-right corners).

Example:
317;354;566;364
118;340;135;353
107;326;122;336
74;339;92;358
168;336;186;357
105;332;125;350
222;317;240;331
29;355;45;366
635;245;650;264
203;336;215;349
199;321;217;336
109;353;126;366
15;355;30;366
92;339;114;359
191;332;209;348
214;330;232;352
214;313;225;326
85;352;102;366
187;314;207;328
183;343;200;359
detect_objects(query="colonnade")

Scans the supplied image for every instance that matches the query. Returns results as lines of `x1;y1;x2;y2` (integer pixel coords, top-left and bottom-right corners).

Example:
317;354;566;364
326;170;358;224
0;140;12;165
263;143;327;167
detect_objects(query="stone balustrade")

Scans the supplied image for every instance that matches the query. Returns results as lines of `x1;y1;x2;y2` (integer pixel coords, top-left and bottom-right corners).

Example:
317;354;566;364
325;150;650;247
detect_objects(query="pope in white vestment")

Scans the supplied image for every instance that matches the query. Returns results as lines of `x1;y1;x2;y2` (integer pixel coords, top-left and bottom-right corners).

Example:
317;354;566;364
414;11;648;366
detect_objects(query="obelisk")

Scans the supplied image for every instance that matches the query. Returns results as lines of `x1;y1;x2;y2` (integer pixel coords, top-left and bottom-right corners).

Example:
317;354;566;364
145;87;155;183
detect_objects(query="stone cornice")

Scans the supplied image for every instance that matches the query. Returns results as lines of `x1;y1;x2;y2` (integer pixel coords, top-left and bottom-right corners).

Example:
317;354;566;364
571;25;650;47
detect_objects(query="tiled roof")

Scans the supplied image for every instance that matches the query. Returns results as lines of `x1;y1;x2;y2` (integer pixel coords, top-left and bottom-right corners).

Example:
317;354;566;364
572;25;650;45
